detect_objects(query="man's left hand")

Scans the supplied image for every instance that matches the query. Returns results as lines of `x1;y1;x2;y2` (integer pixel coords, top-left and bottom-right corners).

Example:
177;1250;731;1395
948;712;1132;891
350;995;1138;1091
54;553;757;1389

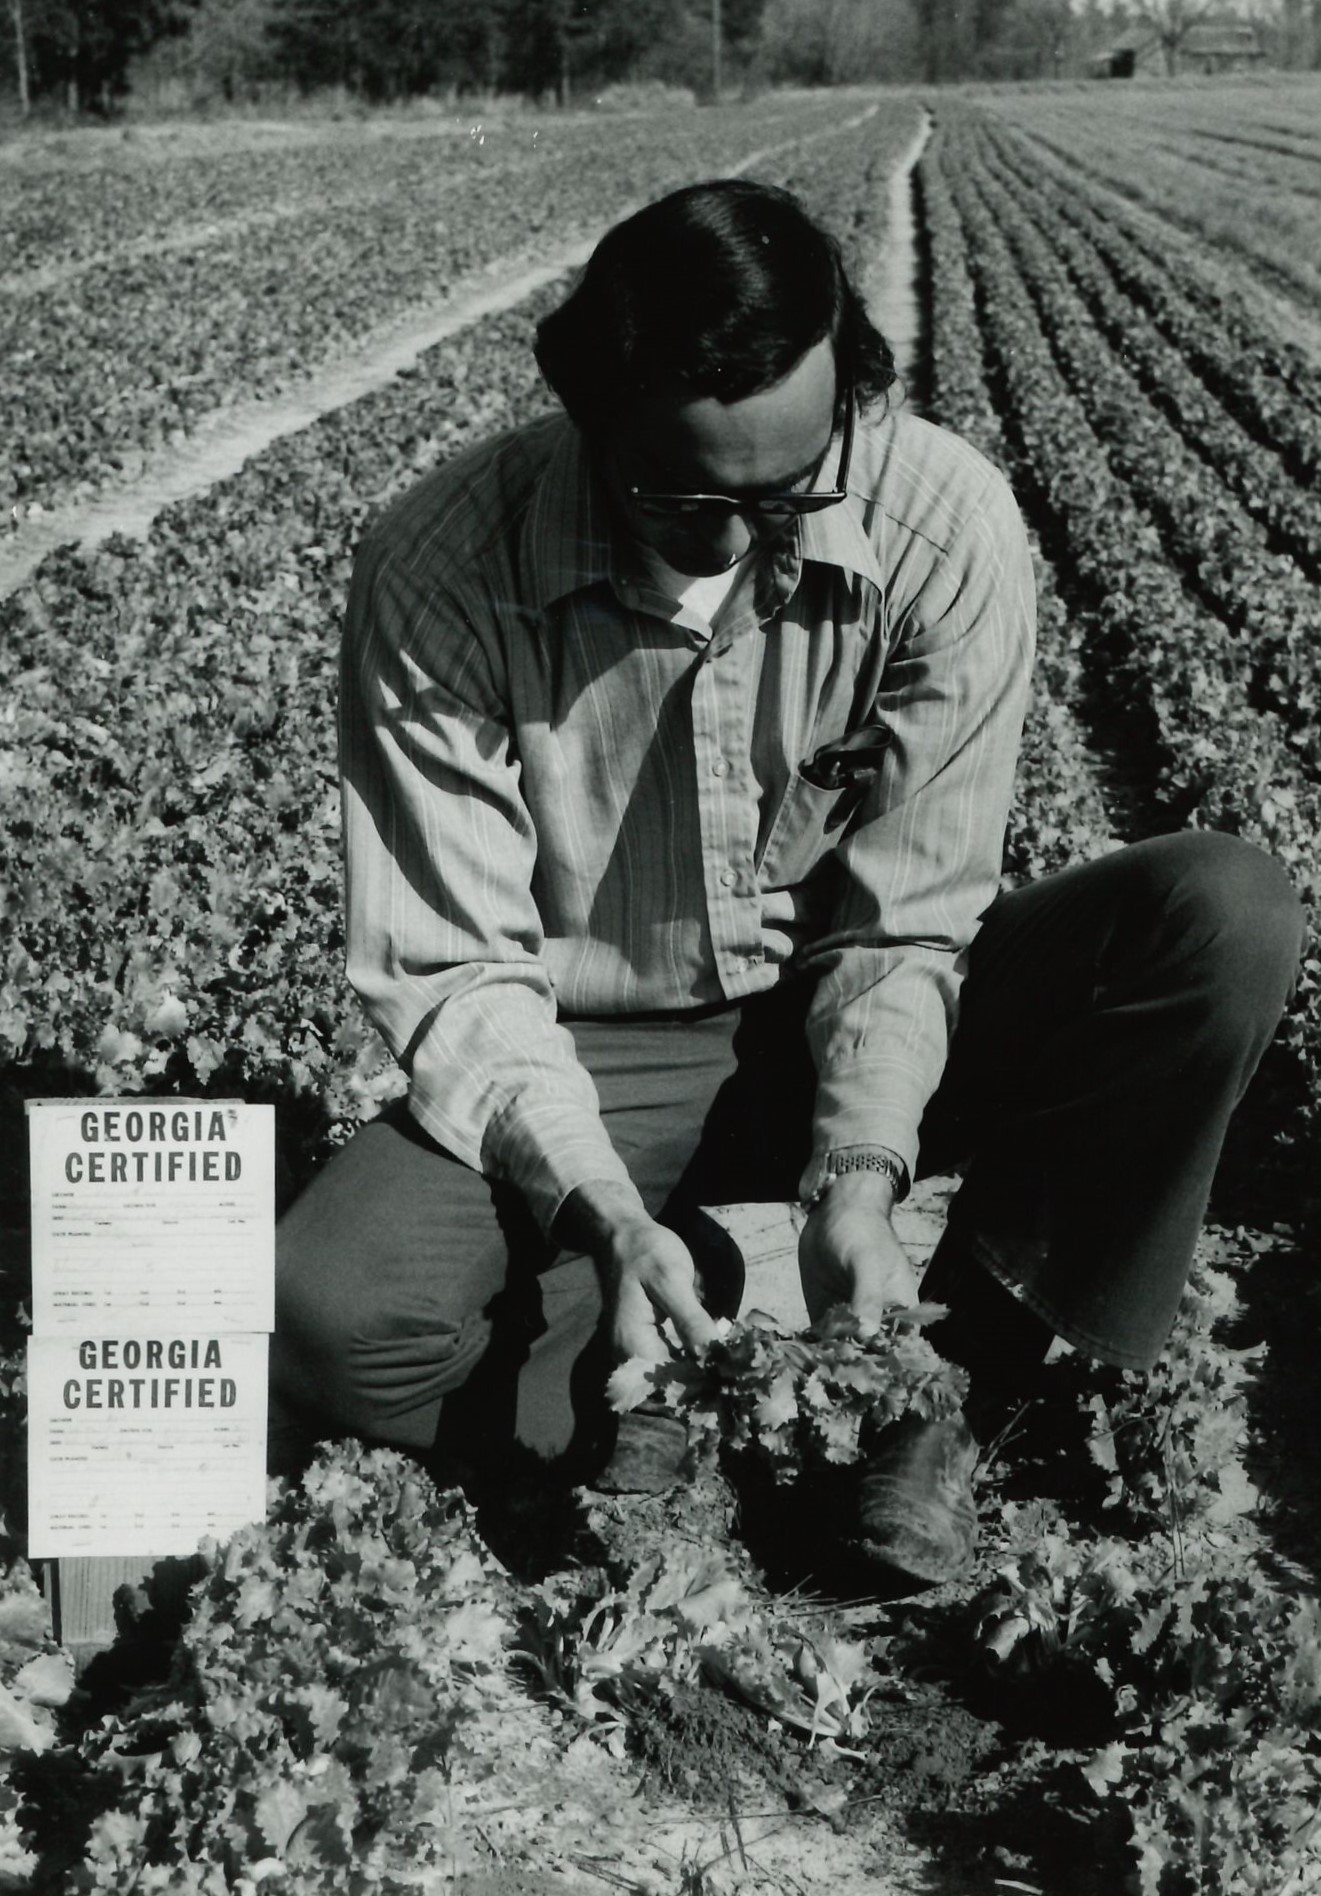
798;1171;920;1330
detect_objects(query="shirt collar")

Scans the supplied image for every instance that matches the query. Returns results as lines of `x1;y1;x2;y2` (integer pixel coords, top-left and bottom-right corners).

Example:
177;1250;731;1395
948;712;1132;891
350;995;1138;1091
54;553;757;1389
798;469;886;592
520;414;887;610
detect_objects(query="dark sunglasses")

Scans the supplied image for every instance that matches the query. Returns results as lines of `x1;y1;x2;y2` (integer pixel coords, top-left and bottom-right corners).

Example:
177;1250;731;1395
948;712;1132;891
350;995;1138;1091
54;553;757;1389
626;386;855;522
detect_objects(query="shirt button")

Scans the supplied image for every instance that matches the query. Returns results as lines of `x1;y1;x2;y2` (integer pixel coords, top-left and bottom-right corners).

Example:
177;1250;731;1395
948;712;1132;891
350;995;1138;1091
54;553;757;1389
711;759;729;777
719;867;738;888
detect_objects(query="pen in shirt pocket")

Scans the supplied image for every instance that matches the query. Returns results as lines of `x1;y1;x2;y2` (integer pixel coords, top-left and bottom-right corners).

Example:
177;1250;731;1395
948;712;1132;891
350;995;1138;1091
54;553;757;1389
799;721;891;791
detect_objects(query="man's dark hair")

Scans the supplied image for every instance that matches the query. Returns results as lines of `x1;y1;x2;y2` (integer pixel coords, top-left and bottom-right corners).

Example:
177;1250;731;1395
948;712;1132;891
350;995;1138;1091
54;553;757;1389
534;178;897;433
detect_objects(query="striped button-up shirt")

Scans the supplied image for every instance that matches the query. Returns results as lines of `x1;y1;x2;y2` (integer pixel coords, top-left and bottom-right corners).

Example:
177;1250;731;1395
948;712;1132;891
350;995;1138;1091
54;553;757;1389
340;406;1035;1233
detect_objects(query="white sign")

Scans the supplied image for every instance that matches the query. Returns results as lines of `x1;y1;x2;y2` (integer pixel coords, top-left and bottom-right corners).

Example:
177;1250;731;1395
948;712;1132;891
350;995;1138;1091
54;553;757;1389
26;1097;275;1559
27;1099;275;1333
26;1332;269;1557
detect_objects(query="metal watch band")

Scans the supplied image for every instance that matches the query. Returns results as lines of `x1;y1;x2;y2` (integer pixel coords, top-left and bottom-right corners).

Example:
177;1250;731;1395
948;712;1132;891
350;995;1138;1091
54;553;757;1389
811;1147;908;1205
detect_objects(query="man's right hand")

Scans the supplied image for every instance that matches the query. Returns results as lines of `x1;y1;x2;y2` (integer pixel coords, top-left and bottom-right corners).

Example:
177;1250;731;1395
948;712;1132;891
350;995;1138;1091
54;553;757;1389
798;1167;920;1330
555;1180;719;1362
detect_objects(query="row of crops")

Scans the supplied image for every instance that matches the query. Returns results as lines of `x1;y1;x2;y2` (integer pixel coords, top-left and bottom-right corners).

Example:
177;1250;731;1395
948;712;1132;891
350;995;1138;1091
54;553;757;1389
1;97;879;517
923;100;1321;1162
912;99;1321;1886
2;87;1321;1895
975;78;1321;308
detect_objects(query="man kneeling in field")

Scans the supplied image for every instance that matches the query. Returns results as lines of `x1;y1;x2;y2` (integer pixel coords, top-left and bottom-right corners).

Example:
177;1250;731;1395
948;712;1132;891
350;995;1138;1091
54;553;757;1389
269;179;1303;1591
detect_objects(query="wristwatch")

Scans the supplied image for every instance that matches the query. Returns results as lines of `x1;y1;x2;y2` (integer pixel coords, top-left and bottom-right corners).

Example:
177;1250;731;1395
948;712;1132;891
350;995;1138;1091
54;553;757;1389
810;1146;908;1206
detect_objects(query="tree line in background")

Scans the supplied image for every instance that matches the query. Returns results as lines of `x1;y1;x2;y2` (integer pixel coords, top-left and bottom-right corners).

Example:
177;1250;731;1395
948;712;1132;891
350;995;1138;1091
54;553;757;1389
4;0;1321;116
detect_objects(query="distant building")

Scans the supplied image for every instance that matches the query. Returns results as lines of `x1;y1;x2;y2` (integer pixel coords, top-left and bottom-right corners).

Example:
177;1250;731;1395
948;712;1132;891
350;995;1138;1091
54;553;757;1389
1088;19;1267;76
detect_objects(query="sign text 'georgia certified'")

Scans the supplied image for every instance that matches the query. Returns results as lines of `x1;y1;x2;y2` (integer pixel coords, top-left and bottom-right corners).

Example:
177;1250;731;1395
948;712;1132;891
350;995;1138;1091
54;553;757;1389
27;1099;275;1333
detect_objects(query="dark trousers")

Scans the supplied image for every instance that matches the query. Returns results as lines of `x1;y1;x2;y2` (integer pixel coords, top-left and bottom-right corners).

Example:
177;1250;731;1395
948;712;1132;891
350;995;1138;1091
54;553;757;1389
269;833;1303;1477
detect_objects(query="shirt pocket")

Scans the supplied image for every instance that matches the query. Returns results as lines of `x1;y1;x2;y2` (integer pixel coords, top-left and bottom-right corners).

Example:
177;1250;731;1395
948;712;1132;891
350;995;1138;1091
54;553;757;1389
758;770;871;890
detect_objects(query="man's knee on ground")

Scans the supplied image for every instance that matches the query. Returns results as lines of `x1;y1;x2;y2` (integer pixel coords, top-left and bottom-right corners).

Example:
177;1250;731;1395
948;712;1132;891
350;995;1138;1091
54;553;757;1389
271;1261;489;1449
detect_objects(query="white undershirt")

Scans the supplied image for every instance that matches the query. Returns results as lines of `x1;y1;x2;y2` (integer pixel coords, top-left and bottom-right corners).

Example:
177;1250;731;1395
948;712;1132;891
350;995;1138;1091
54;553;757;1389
638;543;756;626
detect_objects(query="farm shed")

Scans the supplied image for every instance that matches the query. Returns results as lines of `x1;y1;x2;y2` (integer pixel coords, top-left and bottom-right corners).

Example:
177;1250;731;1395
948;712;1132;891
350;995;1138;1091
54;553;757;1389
1088;19;1267;76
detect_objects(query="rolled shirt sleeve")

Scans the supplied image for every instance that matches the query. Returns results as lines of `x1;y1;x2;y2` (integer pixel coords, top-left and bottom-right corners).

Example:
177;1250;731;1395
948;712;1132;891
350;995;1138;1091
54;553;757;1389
797;465;1036;1202
340;534;642;1234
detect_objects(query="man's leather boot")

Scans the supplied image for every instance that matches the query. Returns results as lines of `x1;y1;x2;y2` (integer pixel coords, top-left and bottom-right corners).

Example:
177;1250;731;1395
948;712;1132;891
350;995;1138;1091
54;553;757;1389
846;1411;979;1590
592;1405;689;1494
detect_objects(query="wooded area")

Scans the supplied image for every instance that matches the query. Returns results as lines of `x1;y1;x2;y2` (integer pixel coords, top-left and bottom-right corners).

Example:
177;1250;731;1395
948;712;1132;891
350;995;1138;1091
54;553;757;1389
4;0;1320;115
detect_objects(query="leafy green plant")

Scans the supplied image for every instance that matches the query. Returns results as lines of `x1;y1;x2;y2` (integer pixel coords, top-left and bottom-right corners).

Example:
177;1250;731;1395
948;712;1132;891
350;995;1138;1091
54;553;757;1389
607;1305;968;1484
12;1444;892;1892
1041;1252;1262;1546
521;1547;879;1752
0;1561;72;1888
976;1520;1321;1896
15;1444;547;1893
1107;1574;1321;1896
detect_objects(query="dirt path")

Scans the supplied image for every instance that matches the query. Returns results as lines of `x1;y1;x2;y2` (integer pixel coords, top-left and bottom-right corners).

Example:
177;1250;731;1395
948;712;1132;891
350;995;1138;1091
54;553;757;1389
0;105;881;603
866;110;933;413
